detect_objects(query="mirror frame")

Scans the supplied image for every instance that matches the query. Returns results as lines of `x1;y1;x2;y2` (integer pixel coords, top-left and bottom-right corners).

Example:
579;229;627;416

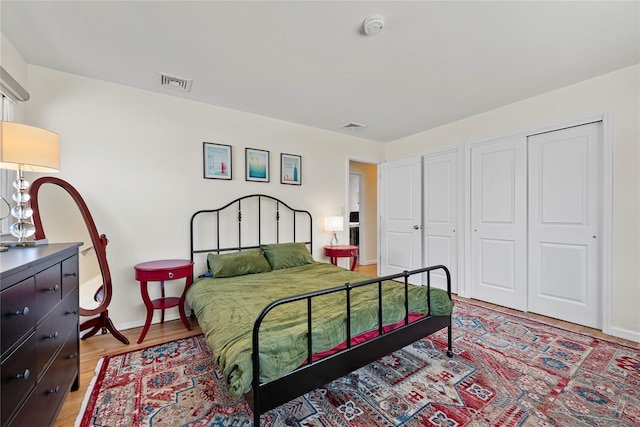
30;176;129;344
0;196;9;219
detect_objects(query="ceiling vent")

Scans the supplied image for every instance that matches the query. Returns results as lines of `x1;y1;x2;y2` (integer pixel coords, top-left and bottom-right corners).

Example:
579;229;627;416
341;122;367;131
157;72;193;92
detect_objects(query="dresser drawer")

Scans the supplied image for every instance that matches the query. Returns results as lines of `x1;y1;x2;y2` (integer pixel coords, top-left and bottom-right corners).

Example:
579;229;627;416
135;264;193;282
35;264;62;322
31;331;79;427
36;289;79;377
3;389;34;427
61;255;79;299
0;333;37;427
6;331;77;427
1;278;36;357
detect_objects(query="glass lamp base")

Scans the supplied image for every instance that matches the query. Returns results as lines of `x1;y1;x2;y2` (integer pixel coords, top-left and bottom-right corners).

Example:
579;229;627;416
330;232;339;247
10;168;36;243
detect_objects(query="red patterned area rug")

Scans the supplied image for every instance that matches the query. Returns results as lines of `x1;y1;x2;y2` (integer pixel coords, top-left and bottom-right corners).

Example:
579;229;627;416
75;299;640;426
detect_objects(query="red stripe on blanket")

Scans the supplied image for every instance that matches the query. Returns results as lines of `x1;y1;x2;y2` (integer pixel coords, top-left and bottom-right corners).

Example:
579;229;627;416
311;312;426;361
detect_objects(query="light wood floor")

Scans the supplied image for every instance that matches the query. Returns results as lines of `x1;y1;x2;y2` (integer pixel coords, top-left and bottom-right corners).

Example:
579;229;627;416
54;262;639;427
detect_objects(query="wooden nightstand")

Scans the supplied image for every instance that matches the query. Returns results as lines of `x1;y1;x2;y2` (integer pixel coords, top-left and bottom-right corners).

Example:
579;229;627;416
134;259;194;344
324;245;358;271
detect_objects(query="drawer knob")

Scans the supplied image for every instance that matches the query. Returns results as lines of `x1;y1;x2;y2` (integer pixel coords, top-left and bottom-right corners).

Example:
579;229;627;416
66;309;78;315
14;306;30;316
64;272;78;277
15;369;30;380
48;386;60;394
68;352;78;359
45;284;60;292
168;272;174;279
46;331;59;339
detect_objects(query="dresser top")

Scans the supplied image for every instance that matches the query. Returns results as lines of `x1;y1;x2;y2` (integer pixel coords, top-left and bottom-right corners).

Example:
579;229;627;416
0;243;81;287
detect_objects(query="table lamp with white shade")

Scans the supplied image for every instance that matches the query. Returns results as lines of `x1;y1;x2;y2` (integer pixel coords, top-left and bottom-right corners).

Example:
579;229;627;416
0;121;60;245
324;216;344;246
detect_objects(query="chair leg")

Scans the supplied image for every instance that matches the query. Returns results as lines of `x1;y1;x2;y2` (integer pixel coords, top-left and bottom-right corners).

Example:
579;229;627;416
102;311;130;345
80;312;130;345
80;319;103;340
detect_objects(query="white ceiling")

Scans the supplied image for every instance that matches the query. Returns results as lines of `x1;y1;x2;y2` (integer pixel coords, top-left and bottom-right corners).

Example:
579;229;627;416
1;1;638;142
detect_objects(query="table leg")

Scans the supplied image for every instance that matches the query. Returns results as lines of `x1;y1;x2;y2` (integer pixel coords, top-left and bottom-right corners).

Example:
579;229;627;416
178;275;193;331
350;255;358;271
138;281;154;344
160;281;165;324
330;257;337;266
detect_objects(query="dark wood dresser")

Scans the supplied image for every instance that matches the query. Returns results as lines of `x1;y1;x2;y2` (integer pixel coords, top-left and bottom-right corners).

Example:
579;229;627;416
1;243;81;427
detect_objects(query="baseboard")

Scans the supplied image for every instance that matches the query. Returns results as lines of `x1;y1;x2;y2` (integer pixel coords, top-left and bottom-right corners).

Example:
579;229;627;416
86;309;193;333
610;325;640;344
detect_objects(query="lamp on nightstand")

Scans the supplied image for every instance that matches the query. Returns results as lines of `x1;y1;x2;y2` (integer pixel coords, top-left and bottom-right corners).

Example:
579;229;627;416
0;121;60;245
324;216;344;246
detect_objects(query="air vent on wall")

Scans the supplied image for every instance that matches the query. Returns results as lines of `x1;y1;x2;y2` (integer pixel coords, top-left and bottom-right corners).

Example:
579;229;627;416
341;122;367;131
156;72;193;92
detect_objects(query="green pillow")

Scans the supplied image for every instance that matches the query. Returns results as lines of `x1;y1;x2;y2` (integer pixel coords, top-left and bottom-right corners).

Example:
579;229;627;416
207;249;271;278
260;242;315;270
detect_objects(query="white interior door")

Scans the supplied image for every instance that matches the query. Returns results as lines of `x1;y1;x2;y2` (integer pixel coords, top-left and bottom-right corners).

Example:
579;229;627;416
423;151;458;293
379;157;422;283
528;123;602;328
470;137;527;311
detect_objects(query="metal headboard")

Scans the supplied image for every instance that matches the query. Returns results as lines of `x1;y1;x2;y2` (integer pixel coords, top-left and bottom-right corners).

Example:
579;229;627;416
190;194;313;266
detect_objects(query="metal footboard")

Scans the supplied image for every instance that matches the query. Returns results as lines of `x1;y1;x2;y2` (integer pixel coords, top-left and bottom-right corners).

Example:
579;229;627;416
248;265;453;426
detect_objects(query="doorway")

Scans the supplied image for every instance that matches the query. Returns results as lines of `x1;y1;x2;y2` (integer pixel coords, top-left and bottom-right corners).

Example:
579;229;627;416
348;160;378;267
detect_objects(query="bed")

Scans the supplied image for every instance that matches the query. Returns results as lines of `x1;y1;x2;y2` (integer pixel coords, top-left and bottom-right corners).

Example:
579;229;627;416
186;194;453;425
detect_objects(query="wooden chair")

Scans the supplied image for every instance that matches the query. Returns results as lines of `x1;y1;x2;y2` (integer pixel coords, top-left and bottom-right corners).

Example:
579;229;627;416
30;177;129;345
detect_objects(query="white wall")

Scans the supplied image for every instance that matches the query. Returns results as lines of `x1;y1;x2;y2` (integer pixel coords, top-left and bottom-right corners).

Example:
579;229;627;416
3;31;637;340
386;64;640;340
0;35;26;121
20;65;385;330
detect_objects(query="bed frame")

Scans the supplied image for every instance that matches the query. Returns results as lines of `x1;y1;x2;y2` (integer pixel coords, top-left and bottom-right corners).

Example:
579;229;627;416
190;194;453;426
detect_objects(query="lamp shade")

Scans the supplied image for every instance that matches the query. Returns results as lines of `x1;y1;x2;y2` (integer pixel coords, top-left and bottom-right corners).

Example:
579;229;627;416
324;216;344;232
0;121;60;172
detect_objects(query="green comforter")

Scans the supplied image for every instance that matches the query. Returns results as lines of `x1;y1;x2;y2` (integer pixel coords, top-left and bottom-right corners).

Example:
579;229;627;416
186;262;453;398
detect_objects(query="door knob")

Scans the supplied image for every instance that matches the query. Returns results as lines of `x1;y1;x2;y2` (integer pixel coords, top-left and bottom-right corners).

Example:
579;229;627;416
413;225;420;230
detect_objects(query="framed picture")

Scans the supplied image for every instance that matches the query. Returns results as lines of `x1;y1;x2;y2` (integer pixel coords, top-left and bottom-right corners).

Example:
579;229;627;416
281;153;301;185
203;142;232;180
245;148;270;182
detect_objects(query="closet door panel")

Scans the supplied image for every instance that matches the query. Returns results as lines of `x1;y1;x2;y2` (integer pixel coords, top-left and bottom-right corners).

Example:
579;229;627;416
528;122;601;328
424;151;458;292
380;157;422;283
470;137;527;311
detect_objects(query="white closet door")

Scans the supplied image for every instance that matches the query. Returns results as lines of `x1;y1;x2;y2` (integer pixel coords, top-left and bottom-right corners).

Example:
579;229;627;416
528;123;602;328
379;157;422;283
423;151;458;293
470;137;527;311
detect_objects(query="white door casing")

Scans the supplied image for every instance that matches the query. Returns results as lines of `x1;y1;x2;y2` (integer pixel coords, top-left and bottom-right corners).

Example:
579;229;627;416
423;150;458;293
528;122;602;328
379;157;422;283
470;136;528;311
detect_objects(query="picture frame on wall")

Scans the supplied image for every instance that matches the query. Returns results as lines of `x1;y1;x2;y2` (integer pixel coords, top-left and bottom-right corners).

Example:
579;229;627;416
281;153;301;185
203;142;232;180
245;148;270;182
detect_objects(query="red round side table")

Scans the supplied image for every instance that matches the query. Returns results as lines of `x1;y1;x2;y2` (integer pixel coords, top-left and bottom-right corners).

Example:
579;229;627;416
134;259;194;344
324;245;359;271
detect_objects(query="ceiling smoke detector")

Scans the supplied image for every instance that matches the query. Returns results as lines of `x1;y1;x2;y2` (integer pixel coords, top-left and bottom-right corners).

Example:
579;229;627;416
363;15;385;36
157;72;193;92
